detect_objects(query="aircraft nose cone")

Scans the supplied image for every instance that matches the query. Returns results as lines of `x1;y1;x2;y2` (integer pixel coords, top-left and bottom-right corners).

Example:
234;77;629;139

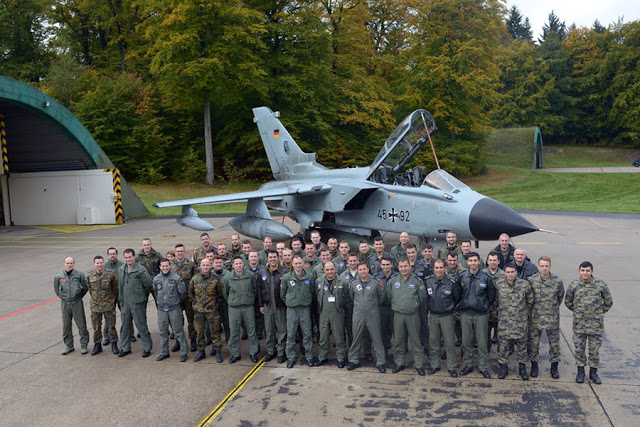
469;197;538;240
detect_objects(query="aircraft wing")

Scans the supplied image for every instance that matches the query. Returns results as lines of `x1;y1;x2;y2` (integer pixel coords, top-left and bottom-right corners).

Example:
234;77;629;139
152;184;332;208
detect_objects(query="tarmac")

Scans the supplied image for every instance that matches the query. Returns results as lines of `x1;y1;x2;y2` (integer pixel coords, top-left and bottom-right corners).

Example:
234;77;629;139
0;212;638;426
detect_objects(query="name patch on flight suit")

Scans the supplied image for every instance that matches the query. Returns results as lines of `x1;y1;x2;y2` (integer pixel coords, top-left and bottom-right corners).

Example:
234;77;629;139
408;284;416;289
480;283;487;288
443;290;451;295
304;280;310;285
365;286;372;290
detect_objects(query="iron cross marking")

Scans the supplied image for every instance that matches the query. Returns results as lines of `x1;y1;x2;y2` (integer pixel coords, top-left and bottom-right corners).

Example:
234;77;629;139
389;208;399;223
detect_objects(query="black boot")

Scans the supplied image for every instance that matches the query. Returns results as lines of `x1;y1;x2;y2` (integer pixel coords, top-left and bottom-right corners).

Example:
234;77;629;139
190;338;197;352
111;342;119;354
519;363;529;380
91;343;102;356
589;367;601;384
194;350;206;362
171;341;180;352
576;366;585;383
498;363;508;379
550;362;559;379
530;361;538;378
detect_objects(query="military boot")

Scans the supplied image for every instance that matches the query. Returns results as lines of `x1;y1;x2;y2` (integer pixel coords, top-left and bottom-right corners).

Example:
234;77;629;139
190;338;197;352
498;363;508;379
91;343;102;356
530;361;538;378
194;350;206;362
111;342;119;354
589;368;601;384
550;362;559;379
576;366;585;383
519;363;529;380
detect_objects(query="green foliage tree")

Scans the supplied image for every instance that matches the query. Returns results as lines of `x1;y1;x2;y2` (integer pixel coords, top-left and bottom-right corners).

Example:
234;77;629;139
505;5;532;41
72;71;166;181
145;0;266;184
0;0;51;82
539;10;567;43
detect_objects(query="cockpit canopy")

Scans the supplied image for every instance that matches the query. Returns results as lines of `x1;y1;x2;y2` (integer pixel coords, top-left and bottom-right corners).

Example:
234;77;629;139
423;169;468;193
368;109;437;183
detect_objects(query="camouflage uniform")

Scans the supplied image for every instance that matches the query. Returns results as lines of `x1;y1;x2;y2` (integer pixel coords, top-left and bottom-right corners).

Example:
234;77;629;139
565;277;613;368
193;245;214;266
189;271;223;353
437;244;462;261
136;248;162;278
229;244;242;257
528;273;565;363
171;259;197;340
104;259;125;339
483;267;505;349
87;269;118;344
495;277;533;365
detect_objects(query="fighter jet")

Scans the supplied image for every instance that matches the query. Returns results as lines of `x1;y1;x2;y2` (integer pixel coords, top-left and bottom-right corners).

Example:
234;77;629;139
154;107;538;243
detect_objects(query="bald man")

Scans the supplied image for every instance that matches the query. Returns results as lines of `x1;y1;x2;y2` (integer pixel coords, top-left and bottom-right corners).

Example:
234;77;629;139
54;257;90;355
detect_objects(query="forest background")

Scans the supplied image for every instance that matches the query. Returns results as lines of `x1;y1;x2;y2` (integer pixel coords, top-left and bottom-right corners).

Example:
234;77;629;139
1;0;638;184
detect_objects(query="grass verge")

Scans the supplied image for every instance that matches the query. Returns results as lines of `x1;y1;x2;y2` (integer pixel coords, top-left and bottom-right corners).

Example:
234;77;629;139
466;166;640;213
544;145;638;168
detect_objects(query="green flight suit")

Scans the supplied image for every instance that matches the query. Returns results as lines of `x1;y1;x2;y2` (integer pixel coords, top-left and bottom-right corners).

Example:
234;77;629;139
54;269;89;350
222;270;259;358
316;275;347;362
117;262;154;353
348;276;386;366
386;273;426;367
281;269;315;363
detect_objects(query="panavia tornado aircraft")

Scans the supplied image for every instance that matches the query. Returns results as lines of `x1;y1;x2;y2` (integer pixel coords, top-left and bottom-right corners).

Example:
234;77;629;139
154;107;539;243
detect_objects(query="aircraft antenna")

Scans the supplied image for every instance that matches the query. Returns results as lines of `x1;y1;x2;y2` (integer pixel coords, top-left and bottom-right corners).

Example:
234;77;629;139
421;112;440;169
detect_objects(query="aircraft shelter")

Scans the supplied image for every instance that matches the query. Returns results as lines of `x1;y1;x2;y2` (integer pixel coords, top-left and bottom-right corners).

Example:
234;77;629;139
0;75;148;227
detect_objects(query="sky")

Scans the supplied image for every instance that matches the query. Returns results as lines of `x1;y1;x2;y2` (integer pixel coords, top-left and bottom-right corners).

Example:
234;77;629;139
508;0;640;39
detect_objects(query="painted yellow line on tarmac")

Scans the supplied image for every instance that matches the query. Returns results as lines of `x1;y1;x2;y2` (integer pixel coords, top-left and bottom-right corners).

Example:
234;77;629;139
196;356;266;427
31;224;124;233
577;242;621;245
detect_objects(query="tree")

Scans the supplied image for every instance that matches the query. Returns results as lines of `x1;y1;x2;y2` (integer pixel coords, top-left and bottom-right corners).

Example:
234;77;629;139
539;10;567;43
395;0;505;175
505;5;532;41
146;0;266;184
0;0;51;82
490;39;555;129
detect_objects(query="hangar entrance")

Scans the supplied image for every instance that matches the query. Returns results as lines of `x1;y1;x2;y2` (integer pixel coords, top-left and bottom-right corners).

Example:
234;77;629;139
0;76;148;226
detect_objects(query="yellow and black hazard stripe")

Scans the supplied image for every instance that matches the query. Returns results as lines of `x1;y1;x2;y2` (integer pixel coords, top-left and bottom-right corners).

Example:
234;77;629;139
0;113;8;173
103;168;124;224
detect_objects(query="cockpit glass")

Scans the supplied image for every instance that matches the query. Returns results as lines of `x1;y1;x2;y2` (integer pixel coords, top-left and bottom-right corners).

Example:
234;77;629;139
423;169;468;191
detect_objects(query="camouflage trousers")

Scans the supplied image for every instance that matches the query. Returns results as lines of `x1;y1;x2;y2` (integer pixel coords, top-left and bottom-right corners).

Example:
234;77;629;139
195;311;221;351
91;310;117;343
528;327;561;363
573;333;603;368
181;296;196;340
498;336;527;365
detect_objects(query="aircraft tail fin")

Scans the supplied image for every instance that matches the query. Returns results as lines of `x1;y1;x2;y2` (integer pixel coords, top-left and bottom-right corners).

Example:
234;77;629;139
252;107;319;179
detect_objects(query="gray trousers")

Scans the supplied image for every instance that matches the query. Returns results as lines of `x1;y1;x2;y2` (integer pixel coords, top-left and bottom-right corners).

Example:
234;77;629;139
429;313;457;371
229;305;258;358
61;300;89;349
286;306;313;363
349;309;386;366
461;313;489;371
158;309;187;357
120;303;152;353
264;304;287;357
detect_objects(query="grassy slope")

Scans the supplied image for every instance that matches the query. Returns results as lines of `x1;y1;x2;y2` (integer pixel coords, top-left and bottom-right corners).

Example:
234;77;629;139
132;146;640;215
465;166;640;213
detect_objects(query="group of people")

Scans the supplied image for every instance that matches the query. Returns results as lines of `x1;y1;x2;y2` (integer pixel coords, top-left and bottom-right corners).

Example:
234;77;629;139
53;230;613;385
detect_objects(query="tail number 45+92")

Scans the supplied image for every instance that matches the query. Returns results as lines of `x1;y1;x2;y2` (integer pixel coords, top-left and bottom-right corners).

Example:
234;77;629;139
377;208;410;223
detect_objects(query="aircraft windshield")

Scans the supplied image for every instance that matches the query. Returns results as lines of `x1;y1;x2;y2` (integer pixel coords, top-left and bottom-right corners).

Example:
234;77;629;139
368;110;437;182
423;169;469;192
